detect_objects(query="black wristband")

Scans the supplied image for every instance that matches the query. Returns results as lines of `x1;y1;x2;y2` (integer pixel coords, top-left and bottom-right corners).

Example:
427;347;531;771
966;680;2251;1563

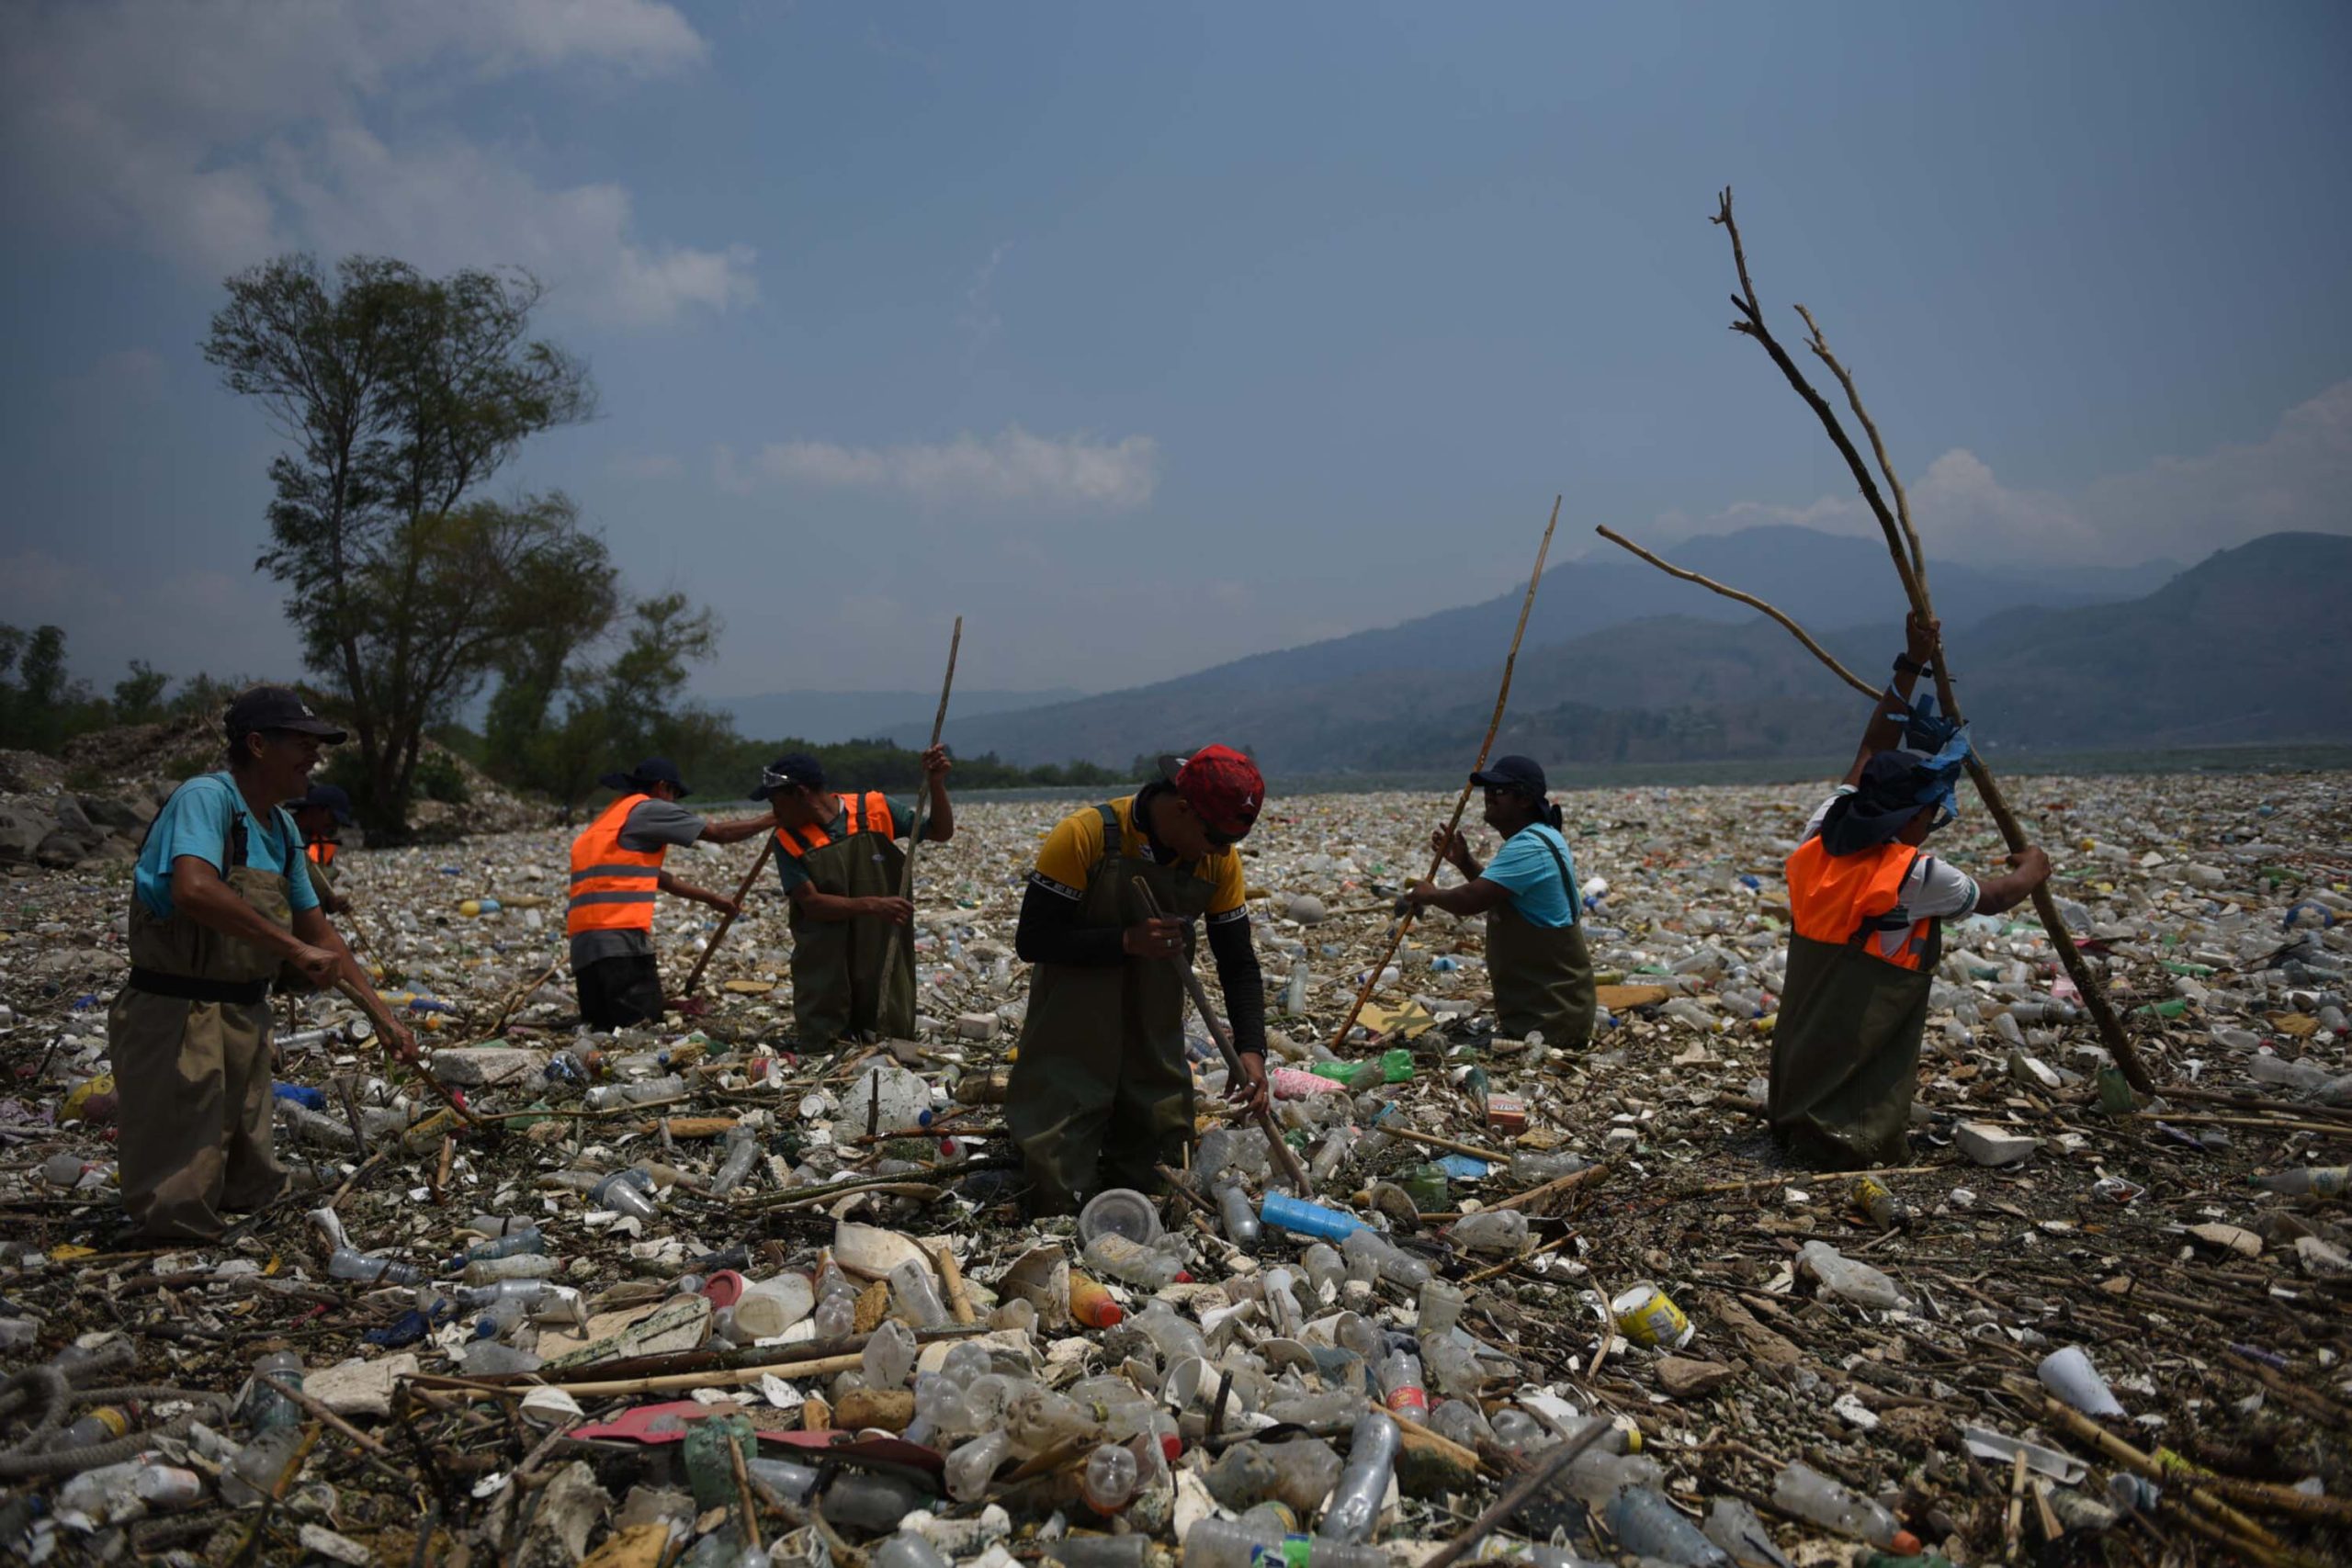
1893;654;1929;678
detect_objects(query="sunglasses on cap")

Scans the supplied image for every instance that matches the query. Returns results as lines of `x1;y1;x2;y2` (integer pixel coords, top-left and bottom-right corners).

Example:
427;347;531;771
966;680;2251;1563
761;766;808;792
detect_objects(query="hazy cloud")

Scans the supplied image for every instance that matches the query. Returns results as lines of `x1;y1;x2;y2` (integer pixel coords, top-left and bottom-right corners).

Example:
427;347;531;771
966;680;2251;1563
1651;379;2352;565
0;0;752;324
0;548;297;681
723;426;1161;512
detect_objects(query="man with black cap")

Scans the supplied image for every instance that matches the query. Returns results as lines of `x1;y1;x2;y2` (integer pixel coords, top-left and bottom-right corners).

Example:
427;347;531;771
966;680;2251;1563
1007;745;1273;1213
1404;753;1597;1050
1770;615;2052;1167
754;745;955;1049
107;685;416;1241
285;782;356;916
566;757;775;1030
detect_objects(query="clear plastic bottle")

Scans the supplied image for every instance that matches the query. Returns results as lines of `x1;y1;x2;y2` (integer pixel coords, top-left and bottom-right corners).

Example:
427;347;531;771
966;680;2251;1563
1080;1442;1140;1513
1417;1278;1465;1336
326;1247;422;1285
1796;1240;1904;1310
1450;1208;1531;1255
450;1227;546;1267
51;1404;134;1450
1310;1125;1361;1184
862;1320;920;1388
1429;1398;1494;1449
888;1258;953;1329
460;1253;558;1285
1130;1300;1210;1362
874;1533;952;1568
1214;1169;1262;1247
1185;1513;1285;1568
818;1471;928;1533
1340;1227;1430;1288
735;1272;815;1339
1604;1487;1732;1566
1317;1408;1400;1543
582;1074;684;1110
946;1429;1015;1501
1083;1232;1187;1289
744;1454;822;1506
1301;1243;1346;1299
591;1168;658;1221
2252;1165;2350;1197
246;1350;303;1432
1422;1331;1485;1398
1770;1461;1917;1551
709;1126;761;1197
1378;1348;1429;1424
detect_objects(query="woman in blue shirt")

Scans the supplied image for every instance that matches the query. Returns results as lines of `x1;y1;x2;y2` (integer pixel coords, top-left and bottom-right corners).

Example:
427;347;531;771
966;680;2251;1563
1403;755;1598;1049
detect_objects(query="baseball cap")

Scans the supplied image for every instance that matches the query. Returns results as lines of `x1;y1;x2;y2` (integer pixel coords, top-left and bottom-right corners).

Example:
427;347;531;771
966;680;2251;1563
224;685;347;744
1165;744;1264;840
1469;755;1547;795
285;783;356;825
597;757;691;797
753;752;827;800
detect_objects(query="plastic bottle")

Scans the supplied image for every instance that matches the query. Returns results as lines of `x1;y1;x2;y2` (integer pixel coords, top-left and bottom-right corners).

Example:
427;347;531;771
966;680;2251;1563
56;1458;203;1525
2252;1165;2350;1197
1261;1268;1306;1337
582;1074;685;1111
1259;1191;1369;1243
1318;1409;1400;1543
592;1168;659;1221
1300;1243;1346;1299
1131;1299;1210;1362
52;1404;134;1450
1186;1514;1285;1568
1796;1241;1905;1310
326;1247;423;1285
450;1227;547;1268
1430;1398;1495;1449
1451;1208;1530;1255
945;1429;1015;1501
863;1319;920;1388
1770;1461;1920;1551
1510;1149;1589;1184
1378;1348;1429;1424
247;1349;303;1431
709;1126;761;1197
1417;1278;1465;1335
875;1532;953;1568
1310;1125;1361;1183
819;1471;930;1533
1069;1271;1125;1328
1604;1487;1733;1566
1214;1170;1262;1247
460;1253;557;1285
1422;1331;1485;1398
1082;1233;1187;1290
1080;1442;1140;1513
1283;963;1309;1016
744;1453;823;1506
1340;1227;1430;1288
735;1273;816;1339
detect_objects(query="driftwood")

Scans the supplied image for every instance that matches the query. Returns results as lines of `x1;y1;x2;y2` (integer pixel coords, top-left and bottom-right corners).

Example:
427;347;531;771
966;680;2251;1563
872;615;962;1024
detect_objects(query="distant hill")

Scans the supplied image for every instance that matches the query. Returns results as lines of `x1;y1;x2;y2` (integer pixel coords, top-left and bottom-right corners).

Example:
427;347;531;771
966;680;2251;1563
915;531;2344;772
716;686;1085;745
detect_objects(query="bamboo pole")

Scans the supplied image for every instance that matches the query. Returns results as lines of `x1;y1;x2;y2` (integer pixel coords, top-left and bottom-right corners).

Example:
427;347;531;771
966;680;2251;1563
871;616;962;1032
679;836;776;998
1132;877;1315;1196
1328;495;1563;1056
330;978;480;1128
1676;187;2151;1092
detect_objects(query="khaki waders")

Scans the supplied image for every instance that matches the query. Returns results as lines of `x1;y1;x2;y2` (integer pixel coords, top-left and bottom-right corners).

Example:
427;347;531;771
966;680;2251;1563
1769;919;1943;1168
1007;803;1212;1213
788;818;914;1049
1485;829;1597;1049
108;792;296;1240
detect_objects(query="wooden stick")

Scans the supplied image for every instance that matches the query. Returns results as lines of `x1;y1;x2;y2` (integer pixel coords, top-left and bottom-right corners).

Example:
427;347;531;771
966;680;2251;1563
1595;526;1876;699
1708;187;2152;1095
2030;1393;2291;1549
871;615;962;1028
1384;1126;1509;1163
1483;1158;1611;1213
680;835;777;998
1131;877;1315;1196
331;979;481;1128
258;1374;415;1490
1419;1416;1611;1568
930;1239;978;1326
1329;496;1563;1056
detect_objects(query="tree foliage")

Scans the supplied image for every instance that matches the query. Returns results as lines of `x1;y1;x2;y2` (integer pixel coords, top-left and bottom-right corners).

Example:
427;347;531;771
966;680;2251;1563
204;254;602;840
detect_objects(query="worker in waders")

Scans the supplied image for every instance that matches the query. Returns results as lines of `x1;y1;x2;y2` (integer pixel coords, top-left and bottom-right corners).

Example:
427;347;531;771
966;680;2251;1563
108;687;416;1242
566;758;774;1030
1770;615;2052;1167
752;747;956;1049
285;782;355;916
1008;746;1274;1213
1405;754;1597;1050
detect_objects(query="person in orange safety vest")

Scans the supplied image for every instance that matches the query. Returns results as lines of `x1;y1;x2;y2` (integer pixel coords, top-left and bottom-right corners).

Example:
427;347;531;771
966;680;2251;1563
1770;615;2052;1168
566;757;774;1030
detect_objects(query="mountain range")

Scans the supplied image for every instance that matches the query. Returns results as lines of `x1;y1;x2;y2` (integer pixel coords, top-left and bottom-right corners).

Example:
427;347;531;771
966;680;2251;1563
863;528;2346;773
715;686;1085;746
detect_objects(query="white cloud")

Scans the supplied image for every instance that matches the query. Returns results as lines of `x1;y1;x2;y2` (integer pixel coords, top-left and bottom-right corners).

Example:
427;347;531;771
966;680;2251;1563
0;0;752;324
1652;379;2352;565
726;426;1161;512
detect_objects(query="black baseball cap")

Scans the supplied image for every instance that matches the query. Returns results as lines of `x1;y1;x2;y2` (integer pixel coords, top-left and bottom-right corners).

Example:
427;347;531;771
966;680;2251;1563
285;783;356;825
753;752;827;800
597;757;691;797
225;685;346;744
1469;755;1547;795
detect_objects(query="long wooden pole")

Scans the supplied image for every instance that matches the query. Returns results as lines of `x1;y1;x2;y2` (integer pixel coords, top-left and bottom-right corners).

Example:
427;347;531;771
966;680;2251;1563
1132;877;1314;1195
869;616;962;1032
1326;496;1562;1056
330;978;481;1128
679;836;776;998
1706;188;2152;1094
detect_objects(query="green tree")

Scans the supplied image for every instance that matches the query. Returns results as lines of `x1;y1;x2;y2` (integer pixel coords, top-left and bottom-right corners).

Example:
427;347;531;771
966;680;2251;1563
0;624;89;751
113;660;168;726
204;254;601;840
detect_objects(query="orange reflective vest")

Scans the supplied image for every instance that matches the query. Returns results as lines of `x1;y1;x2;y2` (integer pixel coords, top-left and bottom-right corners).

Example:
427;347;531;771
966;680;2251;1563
773;792;895;861
307;840;337;869
567;794;667;936
1784;838;1932;971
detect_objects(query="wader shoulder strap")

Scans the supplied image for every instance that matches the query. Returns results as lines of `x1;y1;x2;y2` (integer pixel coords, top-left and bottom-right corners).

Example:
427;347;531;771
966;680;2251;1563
1092;803;1123;872
1532;830;1579;913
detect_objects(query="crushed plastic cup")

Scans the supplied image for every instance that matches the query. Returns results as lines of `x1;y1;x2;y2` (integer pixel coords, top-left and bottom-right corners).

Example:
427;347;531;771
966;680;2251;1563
1078;1187;1166;1247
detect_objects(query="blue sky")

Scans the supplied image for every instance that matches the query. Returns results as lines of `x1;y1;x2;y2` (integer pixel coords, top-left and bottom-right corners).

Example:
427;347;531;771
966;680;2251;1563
3;1;2347;703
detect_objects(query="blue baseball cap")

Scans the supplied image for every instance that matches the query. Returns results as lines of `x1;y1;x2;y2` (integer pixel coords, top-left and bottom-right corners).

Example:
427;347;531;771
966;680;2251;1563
285;783;356;825
598;757;691;797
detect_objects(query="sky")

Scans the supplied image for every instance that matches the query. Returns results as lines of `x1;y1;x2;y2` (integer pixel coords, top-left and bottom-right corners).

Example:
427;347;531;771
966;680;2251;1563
3;1;2348;705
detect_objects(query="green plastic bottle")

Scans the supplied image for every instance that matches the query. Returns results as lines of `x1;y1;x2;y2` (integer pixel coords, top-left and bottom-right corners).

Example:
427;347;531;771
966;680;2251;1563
1380;1048;1414;1083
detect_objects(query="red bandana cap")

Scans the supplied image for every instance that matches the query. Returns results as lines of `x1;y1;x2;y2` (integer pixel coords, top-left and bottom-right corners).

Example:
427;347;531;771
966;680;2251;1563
1173;745;1264;838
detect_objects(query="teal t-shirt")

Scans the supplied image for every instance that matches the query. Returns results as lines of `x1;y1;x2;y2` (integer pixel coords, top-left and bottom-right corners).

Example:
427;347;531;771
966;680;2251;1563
1480;823;1578;930
133;773;321;920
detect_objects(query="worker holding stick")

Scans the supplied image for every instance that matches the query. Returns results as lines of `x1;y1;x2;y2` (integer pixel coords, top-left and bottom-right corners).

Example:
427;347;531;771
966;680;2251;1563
107;686;417;1241
753;747;955;1049
1403;754;1597;1051
565;758;774;1030
1007;746;1272;1213
1772;615;2052;1167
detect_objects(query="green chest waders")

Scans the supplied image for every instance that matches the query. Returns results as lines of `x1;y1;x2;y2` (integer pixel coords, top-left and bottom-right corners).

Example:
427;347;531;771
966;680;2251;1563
108;791;296;1239
1769;915;1943;1168
786;820;911;1048
1007;803;1216;1213
1484;831;1597;1050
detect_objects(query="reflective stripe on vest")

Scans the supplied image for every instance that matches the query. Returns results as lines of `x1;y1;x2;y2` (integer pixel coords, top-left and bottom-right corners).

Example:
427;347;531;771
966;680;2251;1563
1783;837;1932;971
567;793;666;935
774;792;895;859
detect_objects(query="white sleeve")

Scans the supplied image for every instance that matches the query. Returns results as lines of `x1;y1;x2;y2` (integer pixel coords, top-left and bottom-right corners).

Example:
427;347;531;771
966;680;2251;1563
1799;786;1854;844
1896;853;1980;921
